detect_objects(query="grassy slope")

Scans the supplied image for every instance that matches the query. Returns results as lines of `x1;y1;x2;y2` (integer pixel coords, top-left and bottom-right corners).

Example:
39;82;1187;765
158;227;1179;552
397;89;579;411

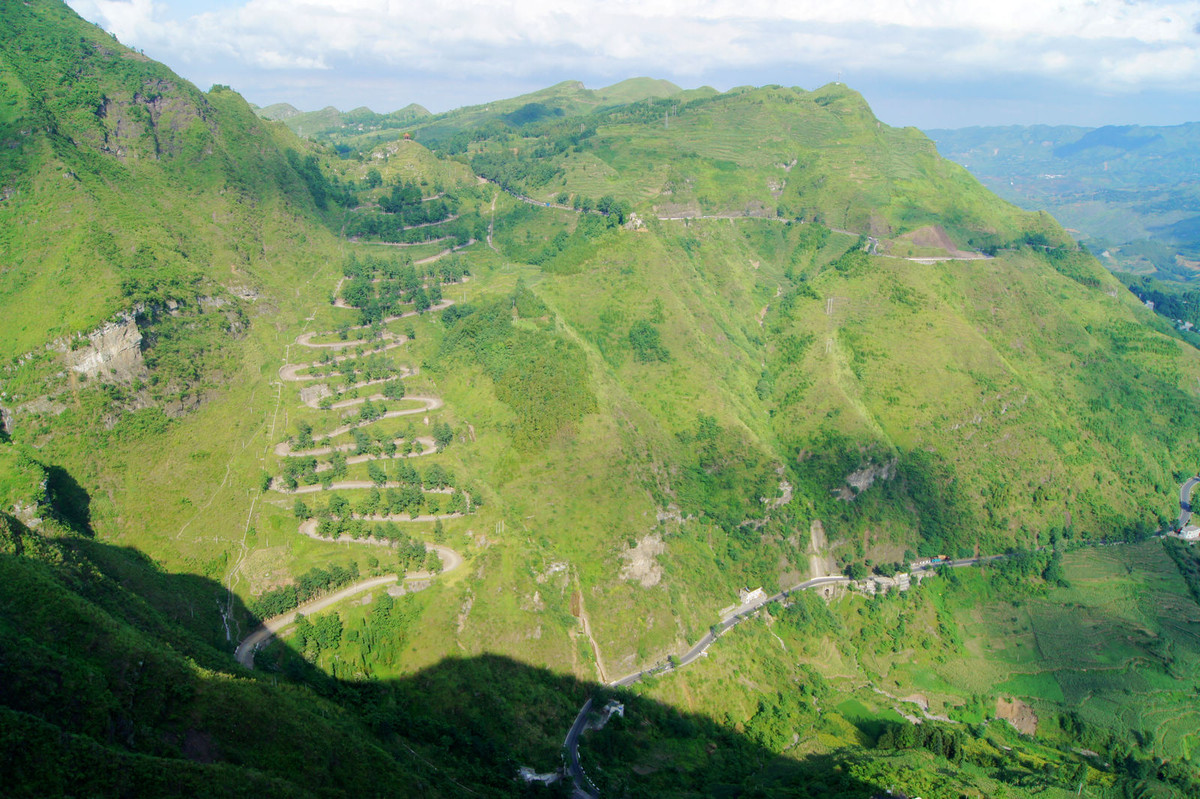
0;0;341;357
11;482;1184;798
604;540;1200;797
480;83;1063;251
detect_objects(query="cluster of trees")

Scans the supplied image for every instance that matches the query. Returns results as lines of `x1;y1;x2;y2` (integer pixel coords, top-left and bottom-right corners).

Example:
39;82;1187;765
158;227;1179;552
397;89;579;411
343;252;469;287
375;181;455;224
511;277;548;319
348;426;427;458
346;592;425;670
987;547;1069;590
311;510;435;550
1125;277;1200;328
305;353;401;386
876;722;970;764
285;148;353;210
673;413;779;535
629;319;669;362
470;149;564;190
342;253;409;281
295;465;470;521
438;299;597;449
293;612;343;660
344;209;483;247
576;194;633;224
285;456;462;502
279;456;319;489
278;421;444;490
249;561;360;618
339;268;459;325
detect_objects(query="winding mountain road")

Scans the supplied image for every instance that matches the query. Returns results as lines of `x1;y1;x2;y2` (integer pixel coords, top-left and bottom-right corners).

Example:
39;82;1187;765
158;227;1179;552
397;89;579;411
235;544;464;669
1179;476;1199;530
563;699;599;799
273;396;444;457
566;554;1009;795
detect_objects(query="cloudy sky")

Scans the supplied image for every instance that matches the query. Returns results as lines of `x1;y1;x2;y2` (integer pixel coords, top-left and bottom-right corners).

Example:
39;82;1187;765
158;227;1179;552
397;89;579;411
67;0;1200;129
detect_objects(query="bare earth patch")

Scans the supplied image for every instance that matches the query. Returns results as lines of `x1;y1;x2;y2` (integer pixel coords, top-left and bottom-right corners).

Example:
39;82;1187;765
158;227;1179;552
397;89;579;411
621;533;665;588
996;696;1038;736
241;546;292;595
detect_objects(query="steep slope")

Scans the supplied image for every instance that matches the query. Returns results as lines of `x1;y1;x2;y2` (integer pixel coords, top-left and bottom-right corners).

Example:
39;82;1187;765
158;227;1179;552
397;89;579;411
461;83;1064;255
0;0;344;359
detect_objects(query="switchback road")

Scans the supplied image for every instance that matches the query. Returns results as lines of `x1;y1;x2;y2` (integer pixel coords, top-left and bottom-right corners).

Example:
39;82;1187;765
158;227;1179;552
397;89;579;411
235;544;463;669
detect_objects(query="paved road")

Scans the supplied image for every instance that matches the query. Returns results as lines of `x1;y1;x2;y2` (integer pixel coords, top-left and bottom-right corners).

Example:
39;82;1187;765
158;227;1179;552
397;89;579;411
568;555;1006;793
235;544;463;669
1179;476;1199;530
563;698;599;799
295;330;403;351
235;574;398;668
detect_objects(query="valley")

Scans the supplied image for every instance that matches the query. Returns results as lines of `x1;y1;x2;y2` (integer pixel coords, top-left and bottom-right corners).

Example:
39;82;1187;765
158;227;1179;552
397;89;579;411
4;1;1200;796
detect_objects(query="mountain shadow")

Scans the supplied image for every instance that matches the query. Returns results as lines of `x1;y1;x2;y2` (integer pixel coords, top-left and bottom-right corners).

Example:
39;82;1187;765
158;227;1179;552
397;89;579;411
0;504;896;799
8;505;1200;797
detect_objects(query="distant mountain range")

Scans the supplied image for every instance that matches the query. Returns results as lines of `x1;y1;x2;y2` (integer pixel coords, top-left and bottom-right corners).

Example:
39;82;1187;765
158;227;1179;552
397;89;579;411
928;123;1200;280
253;77;689;153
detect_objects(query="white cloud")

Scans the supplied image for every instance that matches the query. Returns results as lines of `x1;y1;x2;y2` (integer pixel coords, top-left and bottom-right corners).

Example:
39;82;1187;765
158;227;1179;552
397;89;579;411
66;0;1200;119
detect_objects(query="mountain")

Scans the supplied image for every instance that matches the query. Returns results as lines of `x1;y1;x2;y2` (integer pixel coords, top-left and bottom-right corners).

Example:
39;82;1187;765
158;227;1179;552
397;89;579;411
927;122;1200;279
267;77;691;152
5;2;1200;796
254;101;304;120
253;102;433;149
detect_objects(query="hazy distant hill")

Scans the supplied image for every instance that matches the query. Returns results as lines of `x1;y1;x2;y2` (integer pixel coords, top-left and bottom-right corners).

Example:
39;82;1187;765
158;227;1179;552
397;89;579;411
928;123;1200;279
252;101;432;147
260;77;690;151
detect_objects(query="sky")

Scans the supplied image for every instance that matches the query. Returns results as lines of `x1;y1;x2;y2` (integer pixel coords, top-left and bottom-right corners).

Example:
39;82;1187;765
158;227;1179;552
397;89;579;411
66;0;1200;130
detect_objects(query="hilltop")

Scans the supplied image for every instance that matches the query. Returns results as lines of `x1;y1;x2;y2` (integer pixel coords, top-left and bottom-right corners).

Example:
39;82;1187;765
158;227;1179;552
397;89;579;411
5;2;1200;796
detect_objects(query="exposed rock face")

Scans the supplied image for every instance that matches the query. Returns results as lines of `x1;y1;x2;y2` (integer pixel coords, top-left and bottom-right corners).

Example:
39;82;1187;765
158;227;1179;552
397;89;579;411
996;696;1038;736
620;533;665;588
62;316;148;383
300;385;332;407
833;458;898;501
94;80;211;160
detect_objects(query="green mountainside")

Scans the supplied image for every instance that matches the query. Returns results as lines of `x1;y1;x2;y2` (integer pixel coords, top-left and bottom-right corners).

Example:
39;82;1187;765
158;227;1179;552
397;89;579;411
927;123;1200;279
4;2;1200;796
